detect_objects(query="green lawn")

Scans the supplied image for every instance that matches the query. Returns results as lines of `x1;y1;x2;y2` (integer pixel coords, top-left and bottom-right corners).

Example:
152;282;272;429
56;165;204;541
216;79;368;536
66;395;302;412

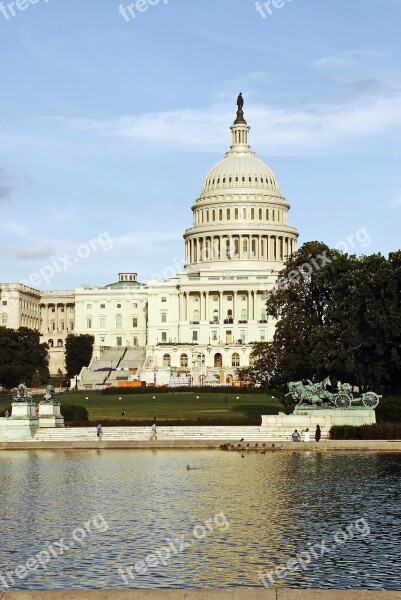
0;391;282;421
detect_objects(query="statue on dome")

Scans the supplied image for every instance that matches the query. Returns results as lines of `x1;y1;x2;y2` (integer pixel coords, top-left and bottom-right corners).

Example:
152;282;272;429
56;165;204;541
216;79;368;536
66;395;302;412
237;93;244;110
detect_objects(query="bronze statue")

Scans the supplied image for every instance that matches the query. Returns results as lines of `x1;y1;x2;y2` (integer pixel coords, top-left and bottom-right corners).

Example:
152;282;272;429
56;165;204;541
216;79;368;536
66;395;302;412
41;384;60;405
13;383;34;404
237;93;244;110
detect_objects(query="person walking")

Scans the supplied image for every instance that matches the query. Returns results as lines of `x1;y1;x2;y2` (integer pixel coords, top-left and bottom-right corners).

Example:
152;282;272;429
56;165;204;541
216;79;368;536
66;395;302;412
315;424;321;442
150;422;157;441
97;424;103;441
4;409;10;419
292;429;300;442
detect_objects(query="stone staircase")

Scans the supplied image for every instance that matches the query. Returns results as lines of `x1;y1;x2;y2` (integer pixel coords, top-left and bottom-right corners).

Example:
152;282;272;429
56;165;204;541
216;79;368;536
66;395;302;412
31;425;302;443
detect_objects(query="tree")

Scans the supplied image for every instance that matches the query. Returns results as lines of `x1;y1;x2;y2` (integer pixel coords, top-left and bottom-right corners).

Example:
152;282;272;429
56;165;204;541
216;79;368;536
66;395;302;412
247;242;401;397
65;334;94;379
0;327;49;389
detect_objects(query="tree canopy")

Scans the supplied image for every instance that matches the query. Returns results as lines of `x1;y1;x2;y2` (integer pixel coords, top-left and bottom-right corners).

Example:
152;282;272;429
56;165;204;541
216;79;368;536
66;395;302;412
244;242;401;395
65;334;94;379
0;327;49;389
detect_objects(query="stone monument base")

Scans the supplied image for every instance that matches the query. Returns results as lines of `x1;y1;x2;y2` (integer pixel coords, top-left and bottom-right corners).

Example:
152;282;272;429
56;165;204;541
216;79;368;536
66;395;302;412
261;409;376;440
38;403;64;428
0;402;39;439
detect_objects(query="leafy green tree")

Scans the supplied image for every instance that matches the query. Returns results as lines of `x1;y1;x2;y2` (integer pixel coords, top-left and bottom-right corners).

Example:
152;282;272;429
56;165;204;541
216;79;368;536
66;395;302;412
65;334;94;379
0;327;49;389
247;243;401;397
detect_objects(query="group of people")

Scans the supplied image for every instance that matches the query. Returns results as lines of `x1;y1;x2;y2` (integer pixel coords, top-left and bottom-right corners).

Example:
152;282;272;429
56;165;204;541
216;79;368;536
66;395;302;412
292;425;321;443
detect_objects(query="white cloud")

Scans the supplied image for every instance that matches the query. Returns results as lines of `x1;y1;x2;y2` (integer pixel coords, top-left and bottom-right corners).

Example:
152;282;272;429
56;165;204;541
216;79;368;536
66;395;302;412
311;49;387;68
39;91;401;157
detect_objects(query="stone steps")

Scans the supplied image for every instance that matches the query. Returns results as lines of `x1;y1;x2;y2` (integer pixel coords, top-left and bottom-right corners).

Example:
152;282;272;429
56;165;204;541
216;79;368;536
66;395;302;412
31;426;314;442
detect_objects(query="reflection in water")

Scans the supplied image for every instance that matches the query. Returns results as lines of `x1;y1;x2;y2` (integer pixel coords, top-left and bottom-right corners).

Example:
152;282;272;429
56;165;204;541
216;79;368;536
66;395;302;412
0;451;400;590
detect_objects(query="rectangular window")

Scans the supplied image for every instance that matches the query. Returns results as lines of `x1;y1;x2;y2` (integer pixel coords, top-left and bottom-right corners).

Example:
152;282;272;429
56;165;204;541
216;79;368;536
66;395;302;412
192;330;199;342
70;321;74;330
213;296;218;302
161;331;167;342
87;304;92;310
240;330;246;342
260;330;266;341
60;321;64;330
212;330;217;341
116;337;123;346
161;297;167;303
2;301;7;306
241;295;246;301
132;318;138;328
100;304;106;309
87;319;92;329
100;318;106;328
227;296;233;301
133;303;138;308
161;313;167;323
133;337;138;346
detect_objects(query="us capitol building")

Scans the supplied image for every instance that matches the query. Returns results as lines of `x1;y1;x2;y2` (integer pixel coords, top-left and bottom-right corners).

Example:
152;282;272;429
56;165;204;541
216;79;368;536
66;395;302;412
0;96;299;388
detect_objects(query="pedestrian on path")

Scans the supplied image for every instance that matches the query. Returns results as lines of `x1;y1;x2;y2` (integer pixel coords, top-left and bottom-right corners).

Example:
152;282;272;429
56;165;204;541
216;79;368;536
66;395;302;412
97;424;103;441
150;422;157;440
315;424;321;442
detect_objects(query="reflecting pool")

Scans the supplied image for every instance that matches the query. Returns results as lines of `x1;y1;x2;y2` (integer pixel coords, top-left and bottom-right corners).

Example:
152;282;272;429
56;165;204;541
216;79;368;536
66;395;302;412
0;450;400;590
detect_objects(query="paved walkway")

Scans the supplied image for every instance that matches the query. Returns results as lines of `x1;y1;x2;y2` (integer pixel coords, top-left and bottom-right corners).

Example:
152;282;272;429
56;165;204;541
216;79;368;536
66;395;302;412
2;588;401;599
0;440;400;451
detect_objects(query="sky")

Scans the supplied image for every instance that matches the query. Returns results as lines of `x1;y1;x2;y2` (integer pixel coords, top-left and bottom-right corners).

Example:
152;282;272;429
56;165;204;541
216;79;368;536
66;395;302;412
1;0;400;290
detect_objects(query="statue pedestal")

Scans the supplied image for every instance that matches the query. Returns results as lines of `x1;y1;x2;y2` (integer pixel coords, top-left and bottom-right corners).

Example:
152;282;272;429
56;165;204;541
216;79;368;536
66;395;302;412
0;403;39;439
38;404;64;428
293;408;376;427
261;409;376;440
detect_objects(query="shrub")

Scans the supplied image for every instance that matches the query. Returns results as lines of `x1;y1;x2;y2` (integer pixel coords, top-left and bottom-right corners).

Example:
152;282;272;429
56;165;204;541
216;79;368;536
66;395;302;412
376;396;401;423
330;423;401;440
61;404;89;422
101;386;266;396
330;425;362;440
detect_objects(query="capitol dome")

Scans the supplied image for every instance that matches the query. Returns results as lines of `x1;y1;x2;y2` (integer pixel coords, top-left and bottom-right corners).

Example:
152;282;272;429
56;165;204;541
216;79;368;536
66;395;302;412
183;95;298;269
201;154;280;196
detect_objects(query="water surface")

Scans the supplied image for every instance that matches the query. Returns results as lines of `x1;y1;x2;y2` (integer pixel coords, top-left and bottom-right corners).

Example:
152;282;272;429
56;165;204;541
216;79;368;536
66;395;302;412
0;450;400;590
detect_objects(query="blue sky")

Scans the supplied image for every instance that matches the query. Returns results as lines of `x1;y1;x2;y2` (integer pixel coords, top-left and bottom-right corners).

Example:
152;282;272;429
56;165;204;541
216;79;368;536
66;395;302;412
1;0;400;289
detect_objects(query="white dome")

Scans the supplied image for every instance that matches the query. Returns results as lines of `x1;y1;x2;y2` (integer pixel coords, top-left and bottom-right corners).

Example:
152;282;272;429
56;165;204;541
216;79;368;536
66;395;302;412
201;154;280;196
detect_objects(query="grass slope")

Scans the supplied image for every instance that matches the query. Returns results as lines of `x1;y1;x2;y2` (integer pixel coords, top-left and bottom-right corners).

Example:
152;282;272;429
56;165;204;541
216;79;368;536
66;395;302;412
0;391;281;421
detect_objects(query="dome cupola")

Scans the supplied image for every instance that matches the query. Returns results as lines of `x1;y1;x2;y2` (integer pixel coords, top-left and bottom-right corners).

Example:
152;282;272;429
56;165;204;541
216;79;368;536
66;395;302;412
183;95;299;270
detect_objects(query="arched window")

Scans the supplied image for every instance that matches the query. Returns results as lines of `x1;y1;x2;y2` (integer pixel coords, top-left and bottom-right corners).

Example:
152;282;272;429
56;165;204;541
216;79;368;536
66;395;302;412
57;339;63;347
226;208;230;220
243;208;246;220
180;353;188;368
213;309;219;323
232;352;240;367
48;339;54;348
251;208;255;219
193;309;200;322
259;208;262;220
219;209;223;221
163;354;171;367
116;314;122;328
214;353;222;368
234;208;239;220
241;308;247;321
